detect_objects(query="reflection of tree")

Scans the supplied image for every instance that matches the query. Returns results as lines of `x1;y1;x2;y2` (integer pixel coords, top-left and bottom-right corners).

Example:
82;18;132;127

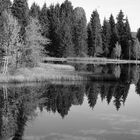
131;65;140;85
92;81;130;110
136;79;140;96
113;82;130;110
86;83;101;109
41;84;85;118
0;84;44;140
0;63;136;139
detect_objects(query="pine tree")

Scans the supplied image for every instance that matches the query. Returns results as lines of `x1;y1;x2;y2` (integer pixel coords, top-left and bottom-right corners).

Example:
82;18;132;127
116;10;132;59
29;2;40;18
109;14;118;57
11;0;29;38
137;28;140;42
47;4;61;57
60;0;74;57
73;7;87;57
102;18;111;57
88;10;103;57
59;21;74;57
116;10;125;42
124;17;132;59
39;3;49;38
87;23;93;56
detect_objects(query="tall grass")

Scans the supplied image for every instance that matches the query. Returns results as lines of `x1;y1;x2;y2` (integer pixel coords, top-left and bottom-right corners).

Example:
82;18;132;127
0;64;84;83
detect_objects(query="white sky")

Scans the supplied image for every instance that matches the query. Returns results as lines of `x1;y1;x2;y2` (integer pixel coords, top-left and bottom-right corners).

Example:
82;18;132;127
13;0;140;32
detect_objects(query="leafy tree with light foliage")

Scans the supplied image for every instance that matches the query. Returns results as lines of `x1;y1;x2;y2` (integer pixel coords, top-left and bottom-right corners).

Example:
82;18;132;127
111;42;121;59
23;17;49;67
131;38;140;60
2;10;22;74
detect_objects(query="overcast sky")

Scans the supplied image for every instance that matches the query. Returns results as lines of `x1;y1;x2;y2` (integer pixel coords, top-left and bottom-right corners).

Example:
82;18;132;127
17;0;140;31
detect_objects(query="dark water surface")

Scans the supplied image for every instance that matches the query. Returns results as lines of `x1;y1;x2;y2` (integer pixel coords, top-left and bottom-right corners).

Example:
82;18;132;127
1;64;140;140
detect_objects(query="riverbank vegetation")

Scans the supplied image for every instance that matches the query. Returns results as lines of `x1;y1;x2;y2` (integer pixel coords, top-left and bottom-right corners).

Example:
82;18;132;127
0;0;140;82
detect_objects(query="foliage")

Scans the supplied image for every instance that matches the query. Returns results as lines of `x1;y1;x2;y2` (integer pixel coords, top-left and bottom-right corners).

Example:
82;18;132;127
73;7;87;57
116;10;132;59
47;4;61;57
109;14;118;56
39;3;49;38
102;18;111;57
0;0;11;53
11;0;29;38
23;18;49;67
29;2;40;18
60;0;75;57
111;42;121;59
136;28;140;42
2;10;22;73
131;38;140;60
88;10;103;57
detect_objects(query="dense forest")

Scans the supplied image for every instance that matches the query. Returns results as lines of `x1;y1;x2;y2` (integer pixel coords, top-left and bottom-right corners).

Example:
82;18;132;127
1;0;140;72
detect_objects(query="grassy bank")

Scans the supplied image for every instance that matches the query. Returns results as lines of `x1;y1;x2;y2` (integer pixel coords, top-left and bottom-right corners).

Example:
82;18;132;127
0;63;84;83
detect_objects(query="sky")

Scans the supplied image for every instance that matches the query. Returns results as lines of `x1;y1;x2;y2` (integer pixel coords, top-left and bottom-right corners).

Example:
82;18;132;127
16;0;140;32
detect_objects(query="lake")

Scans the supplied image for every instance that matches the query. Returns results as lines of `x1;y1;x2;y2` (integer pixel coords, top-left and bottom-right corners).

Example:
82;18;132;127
1;64;140;140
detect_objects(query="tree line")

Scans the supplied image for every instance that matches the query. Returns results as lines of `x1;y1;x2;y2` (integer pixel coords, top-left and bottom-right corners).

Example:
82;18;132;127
0;0;140;68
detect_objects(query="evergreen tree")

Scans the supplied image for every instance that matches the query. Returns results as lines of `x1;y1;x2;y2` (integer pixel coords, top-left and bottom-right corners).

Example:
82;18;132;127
0;0;11;13
116;10;132;59
137;28;140;42
102;18;111;57
47;4;61;57
73;7;87;57
11;0;29;38
88;10;103;57
87;23;93;56
60;0;74;57
29;2;40;18
124;17;132;59
116;10;125;41
60;0;73;22
59;21;74;57
109;14;118;57
39;3;49;38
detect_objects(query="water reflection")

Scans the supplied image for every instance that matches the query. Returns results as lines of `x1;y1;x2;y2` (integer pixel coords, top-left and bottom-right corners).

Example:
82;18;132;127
0;64;139;139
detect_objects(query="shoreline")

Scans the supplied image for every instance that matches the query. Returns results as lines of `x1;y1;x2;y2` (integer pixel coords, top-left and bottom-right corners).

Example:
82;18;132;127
43;57;140;64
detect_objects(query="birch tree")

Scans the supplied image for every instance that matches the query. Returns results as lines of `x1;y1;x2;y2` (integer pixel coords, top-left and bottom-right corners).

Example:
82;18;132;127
2;10;22;74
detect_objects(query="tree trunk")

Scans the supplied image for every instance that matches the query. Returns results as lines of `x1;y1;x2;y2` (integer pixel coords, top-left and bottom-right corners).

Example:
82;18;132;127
3;56;8;75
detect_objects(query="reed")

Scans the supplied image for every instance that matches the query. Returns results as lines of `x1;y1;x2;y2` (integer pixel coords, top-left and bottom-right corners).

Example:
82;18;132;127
0;64;84;83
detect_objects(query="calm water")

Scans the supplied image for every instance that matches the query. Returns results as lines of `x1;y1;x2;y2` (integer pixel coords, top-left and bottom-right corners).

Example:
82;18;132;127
1;64;140;140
